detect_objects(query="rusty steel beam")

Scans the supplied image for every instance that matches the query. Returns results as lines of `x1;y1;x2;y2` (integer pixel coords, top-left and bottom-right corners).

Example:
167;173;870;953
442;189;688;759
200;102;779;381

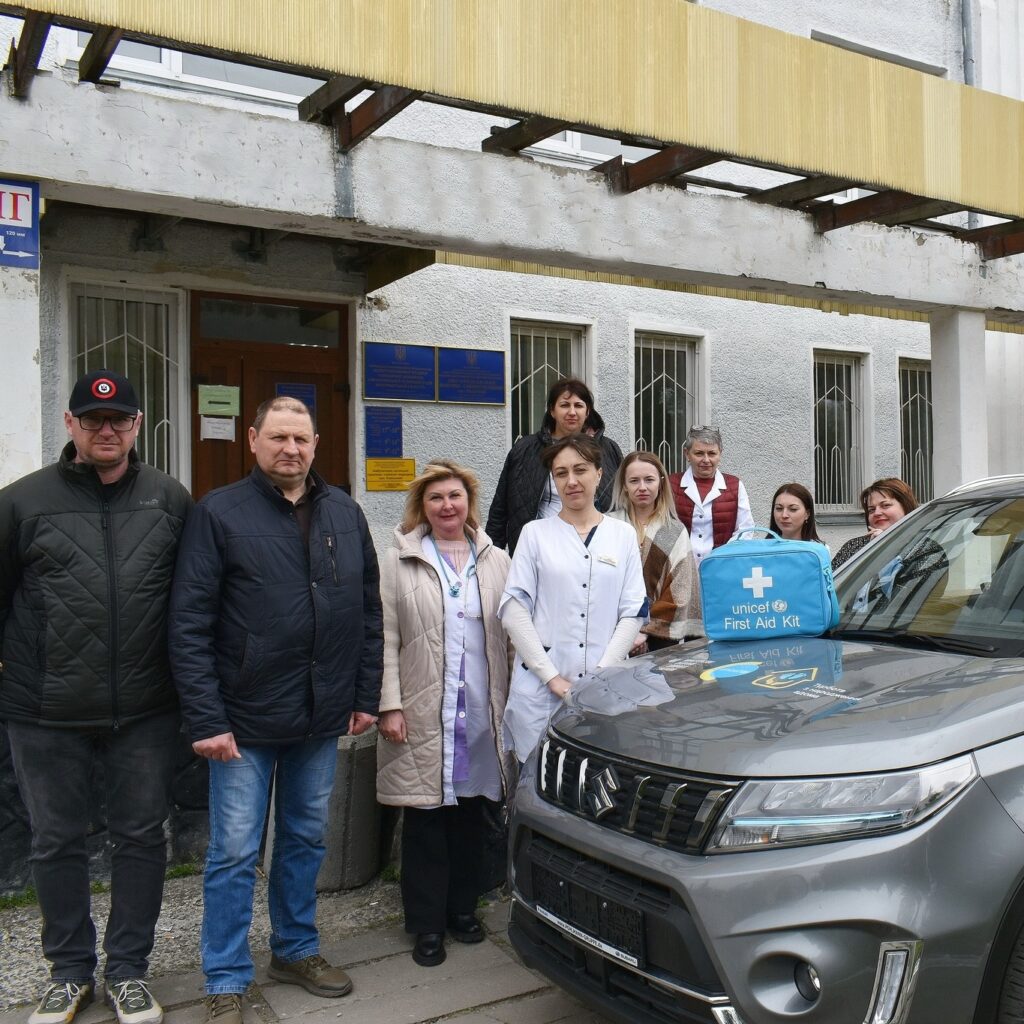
335;85;422;151
297;74;366;124
78;26;123;82
749;174;852;207
814;190;962;232
614;144;719;194
482;115;571;155
872;198;962;226
958;218;1024;244
980;231;1024;261
8;11;51;98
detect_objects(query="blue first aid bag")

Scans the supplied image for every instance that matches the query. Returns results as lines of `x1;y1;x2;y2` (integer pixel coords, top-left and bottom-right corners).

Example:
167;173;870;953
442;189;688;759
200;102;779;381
699;527;840;641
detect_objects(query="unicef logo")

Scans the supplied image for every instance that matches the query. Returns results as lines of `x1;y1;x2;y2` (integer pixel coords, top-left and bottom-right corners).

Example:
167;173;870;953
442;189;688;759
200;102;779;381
771;599;788;613
91;378;116;399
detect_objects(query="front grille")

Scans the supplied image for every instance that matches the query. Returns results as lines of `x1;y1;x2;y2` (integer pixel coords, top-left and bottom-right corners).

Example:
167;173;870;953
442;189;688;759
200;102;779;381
537;735;738;854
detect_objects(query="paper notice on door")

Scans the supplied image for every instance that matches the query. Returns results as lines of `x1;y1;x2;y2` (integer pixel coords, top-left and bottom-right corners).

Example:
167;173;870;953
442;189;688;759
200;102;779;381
200;416;236;441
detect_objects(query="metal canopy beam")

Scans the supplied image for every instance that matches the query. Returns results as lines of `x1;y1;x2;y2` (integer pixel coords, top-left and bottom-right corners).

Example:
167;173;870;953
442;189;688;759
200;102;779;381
612;145;719;194
979;231;1024;261
749;175;853;207
814;190;963;233
482;115;571;155
7;10;50;97
958;218;1024;244
78;25;122;83
297;74;366;124
336;85;421;151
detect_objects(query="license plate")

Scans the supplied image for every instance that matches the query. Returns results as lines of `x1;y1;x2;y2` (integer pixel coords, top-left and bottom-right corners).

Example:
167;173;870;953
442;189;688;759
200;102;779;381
533;864;645;967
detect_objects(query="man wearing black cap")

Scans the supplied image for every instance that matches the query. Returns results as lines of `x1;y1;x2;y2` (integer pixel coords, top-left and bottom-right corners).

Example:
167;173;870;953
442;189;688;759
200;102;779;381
0;370;192;1024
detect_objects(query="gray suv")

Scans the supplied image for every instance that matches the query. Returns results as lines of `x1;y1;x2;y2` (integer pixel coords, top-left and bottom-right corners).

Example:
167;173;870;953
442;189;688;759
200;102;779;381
508;476;1024;1024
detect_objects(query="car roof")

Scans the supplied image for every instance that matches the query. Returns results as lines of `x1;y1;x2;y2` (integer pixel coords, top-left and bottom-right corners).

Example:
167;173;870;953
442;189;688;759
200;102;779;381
941;475;1024;499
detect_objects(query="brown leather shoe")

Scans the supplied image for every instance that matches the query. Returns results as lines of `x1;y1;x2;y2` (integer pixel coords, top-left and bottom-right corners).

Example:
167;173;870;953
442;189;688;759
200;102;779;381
205;994;242;1024
267;955;352;998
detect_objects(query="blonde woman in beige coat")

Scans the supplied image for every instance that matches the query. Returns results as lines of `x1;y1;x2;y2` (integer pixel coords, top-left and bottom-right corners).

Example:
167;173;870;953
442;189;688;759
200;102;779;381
377;460;513;969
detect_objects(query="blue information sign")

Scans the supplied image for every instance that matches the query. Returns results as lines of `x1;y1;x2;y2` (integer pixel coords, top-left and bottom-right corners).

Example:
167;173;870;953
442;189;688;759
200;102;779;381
365;406;403;458
437;347;505;405
275;381;317;413
0;179;40;270
364;342;436;402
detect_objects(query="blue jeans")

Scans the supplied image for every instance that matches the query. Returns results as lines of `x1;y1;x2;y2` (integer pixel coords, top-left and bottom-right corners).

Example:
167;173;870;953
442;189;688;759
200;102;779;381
6;712;180;983
202;738;338;994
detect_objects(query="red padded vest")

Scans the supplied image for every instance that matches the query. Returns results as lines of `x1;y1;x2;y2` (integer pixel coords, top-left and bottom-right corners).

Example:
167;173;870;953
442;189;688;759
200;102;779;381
669;472;742;549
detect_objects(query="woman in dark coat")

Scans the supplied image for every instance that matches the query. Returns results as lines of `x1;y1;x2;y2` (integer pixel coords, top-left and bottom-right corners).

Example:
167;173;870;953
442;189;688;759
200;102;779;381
485;377;623;553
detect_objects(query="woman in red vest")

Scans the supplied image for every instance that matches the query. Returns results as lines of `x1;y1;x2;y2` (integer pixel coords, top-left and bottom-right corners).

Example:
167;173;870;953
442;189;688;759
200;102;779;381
668;426;754;563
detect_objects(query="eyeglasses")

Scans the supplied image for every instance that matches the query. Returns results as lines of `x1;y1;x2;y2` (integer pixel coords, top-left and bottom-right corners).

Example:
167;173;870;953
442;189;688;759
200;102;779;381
77;413;138;432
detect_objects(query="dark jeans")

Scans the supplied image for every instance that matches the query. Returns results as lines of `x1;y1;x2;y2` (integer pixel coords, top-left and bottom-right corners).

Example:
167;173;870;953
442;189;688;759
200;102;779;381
7;711;180;983
401;797;487;934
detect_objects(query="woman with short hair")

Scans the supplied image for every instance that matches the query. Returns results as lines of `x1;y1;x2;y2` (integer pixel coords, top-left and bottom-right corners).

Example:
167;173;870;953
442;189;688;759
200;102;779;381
832;477;919;570
485;377;623;554
376;460;513;969
609;451;701;653
500;435;647;761
668;426;754;563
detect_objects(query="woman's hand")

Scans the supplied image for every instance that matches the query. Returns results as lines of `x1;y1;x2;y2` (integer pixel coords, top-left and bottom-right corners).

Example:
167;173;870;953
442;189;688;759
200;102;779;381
378;709;408;743
630;634;649;657
547;674;572;699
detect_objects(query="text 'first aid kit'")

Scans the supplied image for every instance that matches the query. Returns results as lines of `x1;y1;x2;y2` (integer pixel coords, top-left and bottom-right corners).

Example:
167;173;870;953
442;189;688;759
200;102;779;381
699;527;840;641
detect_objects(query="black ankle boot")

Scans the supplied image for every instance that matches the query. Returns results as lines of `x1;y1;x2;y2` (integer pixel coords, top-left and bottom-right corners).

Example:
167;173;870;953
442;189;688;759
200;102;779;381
447;913;484;943
412;932;447;966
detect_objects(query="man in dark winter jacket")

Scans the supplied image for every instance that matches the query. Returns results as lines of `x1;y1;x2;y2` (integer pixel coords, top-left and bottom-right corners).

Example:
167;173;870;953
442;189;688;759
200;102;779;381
0;370;192;1024
169;396;383;1024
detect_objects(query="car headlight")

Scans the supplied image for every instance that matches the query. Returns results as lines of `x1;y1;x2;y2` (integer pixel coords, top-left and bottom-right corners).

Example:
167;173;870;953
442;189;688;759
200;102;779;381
707;755;976;852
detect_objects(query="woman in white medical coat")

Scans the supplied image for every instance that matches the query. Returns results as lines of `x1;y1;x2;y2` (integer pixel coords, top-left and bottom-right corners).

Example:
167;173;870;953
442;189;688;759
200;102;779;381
499;434;648;762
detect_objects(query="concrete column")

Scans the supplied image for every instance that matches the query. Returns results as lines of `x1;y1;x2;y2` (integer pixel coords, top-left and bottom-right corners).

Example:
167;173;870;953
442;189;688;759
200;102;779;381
0;265;43;486
929;308;988;496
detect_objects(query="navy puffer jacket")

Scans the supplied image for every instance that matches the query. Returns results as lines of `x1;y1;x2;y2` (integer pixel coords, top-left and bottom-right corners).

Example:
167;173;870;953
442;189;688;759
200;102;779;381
169;468;383;744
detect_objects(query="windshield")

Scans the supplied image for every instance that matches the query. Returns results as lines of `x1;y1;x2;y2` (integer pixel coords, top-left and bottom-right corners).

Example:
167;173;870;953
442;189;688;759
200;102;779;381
832;494;1024;658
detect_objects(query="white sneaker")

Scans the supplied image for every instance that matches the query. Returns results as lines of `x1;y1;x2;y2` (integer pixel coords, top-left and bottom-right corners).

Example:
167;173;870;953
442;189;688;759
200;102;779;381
28;982;94;1024
105;980;163;1024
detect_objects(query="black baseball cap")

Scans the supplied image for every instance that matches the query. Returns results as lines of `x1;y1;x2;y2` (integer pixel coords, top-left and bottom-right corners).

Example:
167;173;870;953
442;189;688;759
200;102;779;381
68;369;140;416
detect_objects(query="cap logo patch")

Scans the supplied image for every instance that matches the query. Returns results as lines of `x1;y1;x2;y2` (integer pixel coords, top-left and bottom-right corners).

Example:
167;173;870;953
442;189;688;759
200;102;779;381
92;378;116;400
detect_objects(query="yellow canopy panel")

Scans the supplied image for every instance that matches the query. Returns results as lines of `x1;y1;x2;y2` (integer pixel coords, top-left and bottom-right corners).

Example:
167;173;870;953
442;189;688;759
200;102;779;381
9;0;1024;219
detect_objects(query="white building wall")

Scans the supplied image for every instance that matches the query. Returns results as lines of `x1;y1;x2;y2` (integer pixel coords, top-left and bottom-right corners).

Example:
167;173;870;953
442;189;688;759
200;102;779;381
3;0;1016;545
357;262;928;551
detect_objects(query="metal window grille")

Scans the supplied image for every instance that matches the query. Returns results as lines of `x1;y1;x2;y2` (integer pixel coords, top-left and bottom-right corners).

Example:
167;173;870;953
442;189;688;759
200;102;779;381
899;359;934;502
813;352;864;510
634;331;699;474
510;320;586;441
69;283;181;476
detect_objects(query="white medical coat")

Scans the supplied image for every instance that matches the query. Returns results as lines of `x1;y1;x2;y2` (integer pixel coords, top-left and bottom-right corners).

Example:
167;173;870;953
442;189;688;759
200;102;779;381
499;515;647;760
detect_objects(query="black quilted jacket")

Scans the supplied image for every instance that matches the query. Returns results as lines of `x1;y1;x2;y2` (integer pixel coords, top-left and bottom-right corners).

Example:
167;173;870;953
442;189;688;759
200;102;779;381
0;444;192;728
168;468;384;745
485;428;623;553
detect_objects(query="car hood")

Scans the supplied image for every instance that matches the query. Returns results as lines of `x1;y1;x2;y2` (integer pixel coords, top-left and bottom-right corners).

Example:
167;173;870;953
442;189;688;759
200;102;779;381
553;636;1024;777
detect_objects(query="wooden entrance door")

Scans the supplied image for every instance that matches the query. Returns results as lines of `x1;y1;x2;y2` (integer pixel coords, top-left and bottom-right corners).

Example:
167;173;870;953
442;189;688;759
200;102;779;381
190;293;349;500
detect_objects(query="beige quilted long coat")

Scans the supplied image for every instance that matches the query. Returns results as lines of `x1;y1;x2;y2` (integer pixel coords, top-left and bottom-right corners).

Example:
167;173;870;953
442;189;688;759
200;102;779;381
376;523;514;807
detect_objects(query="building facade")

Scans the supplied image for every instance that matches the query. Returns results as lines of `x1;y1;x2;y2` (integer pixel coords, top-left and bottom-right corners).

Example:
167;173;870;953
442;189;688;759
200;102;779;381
0;0;1021;561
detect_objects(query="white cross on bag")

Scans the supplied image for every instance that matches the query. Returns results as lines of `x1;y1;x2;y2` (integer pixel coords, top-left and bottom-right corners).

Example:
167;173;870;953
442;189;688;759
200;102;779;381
742;566;774;598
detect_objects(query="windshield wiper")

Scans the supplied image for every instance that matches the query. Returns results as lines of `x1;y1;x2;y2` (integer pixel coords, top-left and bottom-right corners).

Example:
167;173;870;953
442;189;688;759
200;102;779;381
833;629;998;655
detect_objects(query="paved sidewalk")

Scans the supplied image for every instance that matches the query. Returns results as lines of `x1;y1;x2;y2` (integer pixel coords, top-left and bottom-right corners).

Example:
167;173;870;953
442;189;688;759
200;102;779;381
0;900;610;1024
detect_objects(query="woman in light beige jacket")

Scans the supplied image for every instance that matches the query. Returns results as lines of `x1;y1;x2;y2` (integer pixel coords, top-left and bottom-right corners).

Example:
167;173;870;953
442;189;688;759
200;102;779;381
377;460;513;969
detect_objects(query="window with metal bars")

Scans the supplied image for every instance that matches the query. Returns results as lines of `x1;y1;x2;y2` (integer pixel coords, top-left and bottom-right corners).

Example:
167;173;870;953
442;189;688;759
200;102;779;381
70;283;182;478
510;320;586;442
900;358;934;502
813;351;864;510
634;331;699;474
